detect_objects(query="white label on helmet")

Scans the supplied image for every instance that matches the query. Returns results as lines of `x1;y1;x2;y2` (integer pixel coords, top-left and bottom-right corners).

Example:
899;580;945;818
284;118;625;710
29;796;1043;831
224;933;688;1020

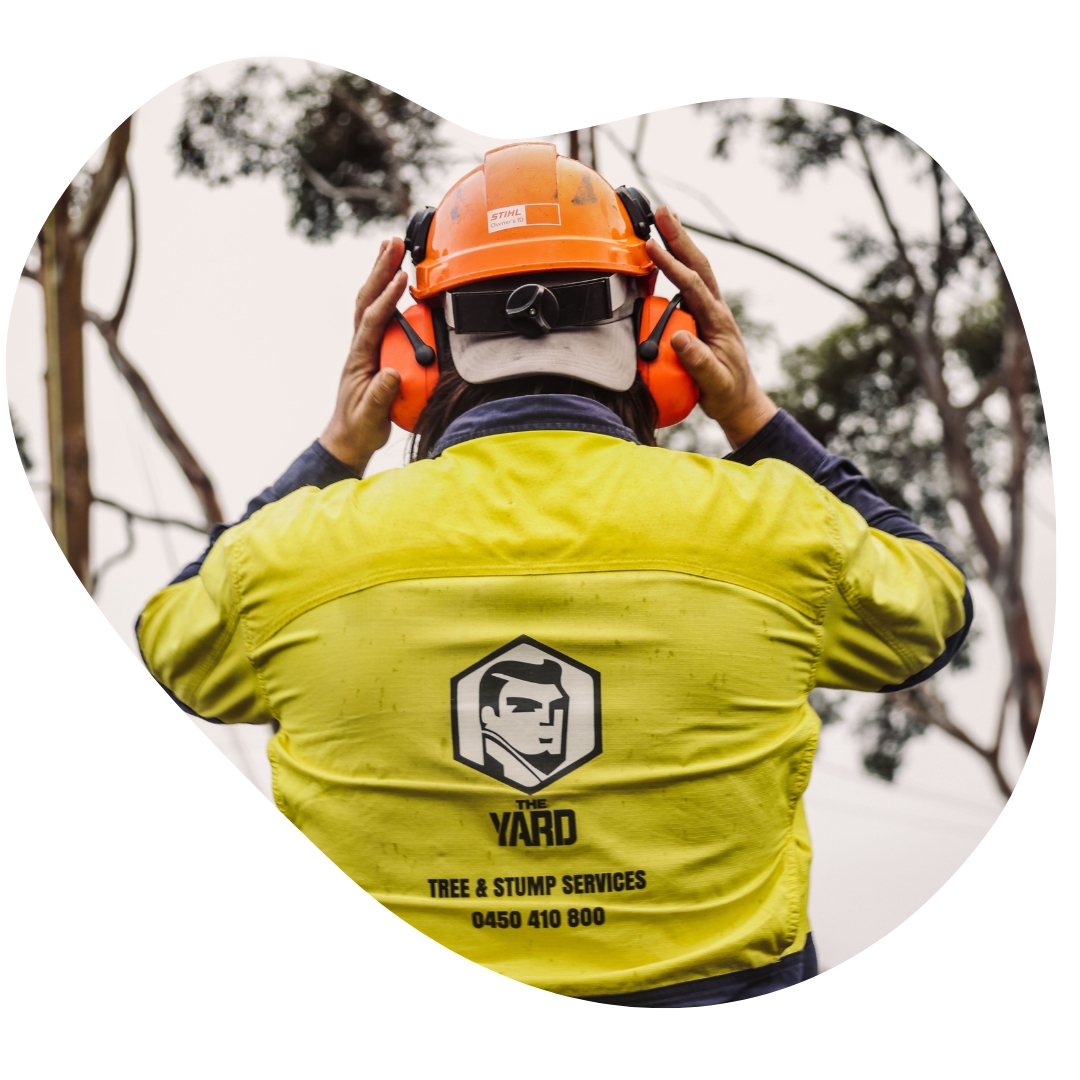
487;203;561;233
487;205;528;232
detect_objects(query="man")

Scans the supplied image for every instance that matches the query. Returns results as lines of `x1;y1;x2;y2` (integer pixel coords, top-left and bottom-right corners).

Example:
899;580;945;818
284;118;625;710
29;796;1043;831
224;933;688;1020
476;655;571;787
138;144;970;1007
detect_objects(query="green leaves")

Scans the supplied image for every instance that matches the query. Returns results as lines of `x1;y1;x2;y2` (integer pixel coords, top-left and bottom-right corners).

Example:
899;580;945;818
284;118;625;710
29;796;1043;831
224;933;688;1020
774;318;954;546
175;64;444;241
859;696;928;783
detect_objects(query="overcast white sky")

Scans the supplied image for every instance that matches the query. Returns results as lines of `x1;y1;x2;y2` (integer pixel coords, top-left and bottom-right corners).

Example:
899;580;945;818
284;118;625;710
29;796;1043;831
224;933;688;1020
4;60;1056;970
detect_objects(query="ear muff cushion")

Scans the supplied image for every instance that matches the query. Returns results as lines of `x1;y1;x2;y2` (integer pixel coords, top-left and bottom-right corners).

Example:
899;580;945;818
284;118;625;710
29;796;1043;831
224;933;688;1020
380;304;439;433
636;296;700;428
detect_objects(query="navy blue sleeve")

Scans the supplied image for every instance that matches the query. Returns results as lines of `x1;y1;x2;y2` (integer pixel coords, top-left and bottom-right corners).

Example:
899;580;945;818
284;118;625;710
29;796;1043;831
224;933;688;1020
139;440;358;723
727;410;973;691
170;440;359;586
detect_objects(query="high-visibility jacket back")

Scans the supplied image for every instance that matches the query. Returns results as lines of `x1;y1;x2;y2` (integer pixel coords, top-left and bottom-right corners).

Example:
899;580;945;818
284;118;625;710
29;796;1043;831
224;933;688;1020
138;428;966;998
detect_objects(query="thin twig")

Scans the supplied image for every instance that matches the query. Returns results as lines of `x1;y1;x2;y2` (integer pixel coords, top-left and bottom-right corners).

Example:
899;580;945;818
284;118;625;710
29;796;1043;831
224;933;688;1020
109;165;138;329
603;123;878;320
931;160;949;308
84;308;224;526
89;495;208;595
74;118;132;245
90;505;135;595
605;118;740;233
602;125;665;206
632;113;647;161
846;113;924;301
92;494;209;533
299;160;409;216
960;371;1006;415
681;220;879;318
895;686;1013;799
992;683;1011;759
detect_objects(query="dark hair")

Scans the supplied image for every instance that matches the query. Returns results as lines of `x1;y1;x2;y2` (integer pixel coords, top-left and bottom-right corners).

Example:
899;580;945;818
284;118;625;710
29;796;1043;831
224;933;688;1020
410;366;659;461
479;659;567;717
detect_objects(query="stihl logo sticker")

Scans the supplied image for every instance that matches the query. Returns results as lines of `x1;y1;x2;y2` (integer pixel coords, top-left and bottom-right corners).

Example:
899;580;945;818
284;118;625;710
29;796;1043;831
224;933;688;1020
486;203;561;233
451;636;601;793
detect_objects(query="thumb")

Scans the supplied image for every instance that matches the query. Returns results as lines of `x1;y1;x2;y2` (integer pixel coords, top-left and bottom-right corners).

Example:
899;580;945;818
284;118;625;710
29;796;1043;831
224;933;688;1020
360;367;401;422
670;330;727;393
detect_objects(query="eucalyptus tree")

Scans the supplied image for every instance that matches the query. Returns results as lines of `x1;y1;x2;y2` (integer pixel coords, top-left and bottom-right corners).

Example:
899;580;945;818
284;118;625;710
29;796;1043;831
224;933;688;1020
615;101;1044;796
20;63;445;592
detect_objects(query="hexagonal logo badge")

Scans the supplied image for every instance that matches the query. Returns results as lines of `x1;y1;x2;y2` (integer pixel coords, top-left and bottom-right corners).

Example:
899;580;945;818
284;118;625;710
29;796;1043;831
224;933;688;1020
451;636;602;793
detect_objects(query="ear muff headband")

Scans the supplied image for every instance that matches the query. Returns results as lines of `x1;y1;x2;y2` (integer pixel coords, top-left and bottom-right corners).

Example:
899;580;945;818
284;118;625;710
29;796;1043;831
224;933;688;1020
387;187;694;432
380;295;699;433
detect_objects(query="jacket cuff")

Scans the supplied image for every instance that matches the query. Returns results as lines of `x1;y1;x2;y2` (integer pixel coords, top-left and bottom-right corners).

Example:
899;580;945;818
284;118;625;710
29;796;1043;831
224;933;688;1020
242;440;359;516
726;409;829;473
168;441;359;586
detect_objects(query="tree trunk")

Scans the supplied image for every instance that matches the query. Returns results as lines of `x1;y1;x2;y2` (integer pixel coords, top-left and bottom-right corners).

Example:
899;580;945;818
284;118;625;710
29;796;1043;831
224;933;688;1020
1001;274;1044;750
41;190;91;587
37;120;132;589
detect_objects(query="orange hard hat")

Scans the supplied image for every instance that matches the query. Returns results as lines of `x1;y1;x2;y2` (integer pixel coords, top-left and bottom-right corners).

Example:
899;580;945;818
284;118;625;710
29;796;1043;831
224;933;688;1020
407;142;656;299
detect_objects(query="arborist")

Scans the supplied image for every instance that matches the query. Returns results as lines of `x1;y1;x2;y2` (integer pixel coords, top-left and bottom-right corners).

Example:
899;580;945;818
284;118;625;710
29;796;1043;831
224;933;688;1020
138;143;971;1007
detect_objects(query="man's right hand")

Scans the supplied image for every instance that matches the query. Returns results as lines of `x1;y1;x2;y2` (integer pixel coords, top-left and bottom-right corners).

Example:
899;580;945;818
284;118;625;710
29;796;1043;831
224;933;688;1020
646;207;777;450
319;238;408;475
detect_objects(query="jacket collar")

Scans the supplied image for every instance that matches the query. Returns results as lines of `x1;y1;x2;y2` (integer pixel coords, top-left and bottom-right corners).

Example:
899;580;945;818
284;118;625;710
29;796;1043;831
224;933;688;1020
430;394;641;457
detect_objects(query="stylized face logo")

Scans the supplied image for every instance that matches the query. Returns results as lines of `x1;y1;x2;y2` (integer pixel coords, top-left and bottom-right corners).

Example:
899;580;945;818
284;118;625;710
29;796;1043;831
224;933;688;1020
479;663;569;758
452;637;601;792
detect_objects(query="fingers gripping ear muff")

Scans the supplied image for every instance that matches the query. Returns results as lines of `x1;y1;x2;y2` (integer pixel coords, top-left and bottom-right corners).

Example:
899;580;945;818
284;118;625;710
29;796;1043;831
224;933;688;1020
380;303;439;432
635;294;700;428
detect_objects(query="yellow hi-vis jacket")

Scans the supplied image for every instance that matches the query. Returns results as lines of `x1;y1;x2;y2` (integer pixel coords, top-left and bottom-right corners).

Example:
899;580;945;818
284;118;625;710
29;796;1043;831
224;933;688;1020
138;403;967;999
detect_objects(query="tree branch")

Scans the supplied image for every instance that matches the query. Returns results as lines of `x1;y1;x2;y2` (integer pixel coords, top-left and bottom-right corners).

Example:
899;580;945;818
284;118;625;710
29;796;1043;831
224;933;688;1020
632;113;647;161
84;308;224;526
74;117;132;245
109;165;138;329
845;113;924;303
960;370;1006;415
89;501;135;596
931;160;948;307
89;495;208;596
991;683;1011;760
602;122;880;321
894;685;1012;799
93;494;208;533
681;220;880;317
298;159;409;216
1000;271;1044;749
600;125;671;214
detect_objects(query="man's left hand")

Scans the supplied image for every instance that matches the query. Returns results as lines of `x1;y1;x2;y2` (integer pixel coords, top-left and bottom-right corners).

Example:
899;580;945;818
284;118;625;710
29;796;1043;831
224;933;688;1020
647;207;777;450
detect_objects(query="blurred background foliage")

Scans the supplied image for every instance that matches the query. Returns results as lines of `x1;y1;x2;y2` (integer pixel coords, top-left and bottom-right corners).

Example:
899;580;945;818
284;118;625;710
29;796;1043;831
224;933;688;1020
176;64;445;241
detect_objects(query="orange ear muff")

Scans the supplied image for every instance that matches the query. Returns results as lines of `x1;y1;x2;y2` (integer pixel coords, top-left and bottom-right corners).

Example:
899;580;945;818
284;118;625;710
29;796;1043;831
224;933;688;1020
380;304;439;433
635;295;700;428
